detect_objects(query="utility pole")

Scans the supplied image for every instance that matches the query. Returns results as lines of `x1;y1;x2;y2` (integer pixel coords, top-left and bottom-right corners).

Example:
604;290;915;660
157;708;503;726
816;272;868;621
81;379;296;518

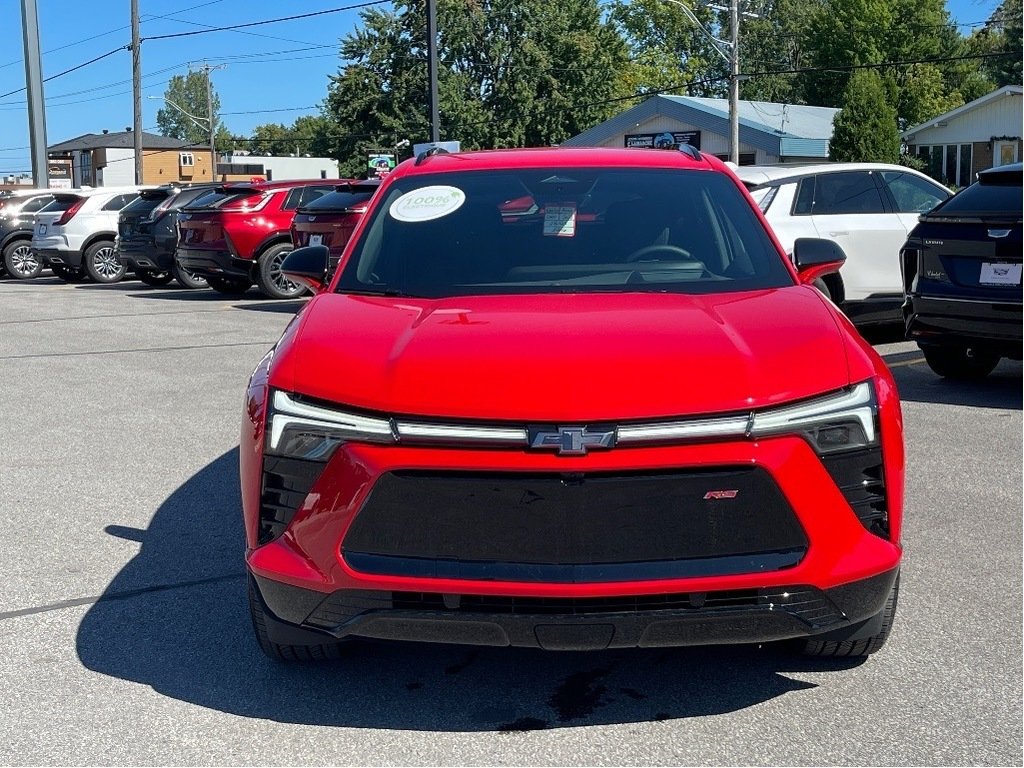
20;0;48;188
131;0;143;184
426;0;439;142
728;0;739;164
198;63;225;182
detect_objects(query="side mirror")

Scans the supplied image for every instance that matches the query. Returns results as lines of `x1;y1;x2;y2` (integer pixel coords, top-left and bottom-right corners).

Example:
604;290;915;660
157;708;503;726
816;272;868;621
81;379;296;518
281;245;329;293
793;238;846;285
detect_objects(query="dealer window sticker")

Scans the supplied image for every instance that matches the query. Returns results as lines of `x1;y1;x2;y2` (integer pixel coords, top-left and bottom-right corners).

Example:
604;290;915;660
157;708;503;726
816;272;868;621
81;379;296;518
543;204;577;237
389;186;466;222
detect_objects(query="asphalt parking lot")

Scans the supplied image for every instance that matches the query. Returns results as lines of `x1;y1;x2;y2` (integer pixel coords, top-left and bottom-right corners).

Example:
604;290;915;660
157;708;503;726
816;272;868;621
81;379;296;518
0;277;1020;766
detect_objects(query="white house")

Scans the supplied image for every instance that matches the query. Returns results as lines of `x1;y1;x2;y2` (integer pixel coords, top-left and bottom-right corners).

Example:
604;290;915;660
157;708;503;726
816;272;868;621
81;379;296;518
902;85;1022;187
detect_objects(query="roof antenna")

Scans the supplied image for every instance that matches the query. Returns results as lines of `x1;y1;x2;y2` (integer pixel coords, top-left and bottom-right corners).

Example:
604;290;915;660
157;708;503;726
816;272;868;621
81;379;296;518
414;146;449;166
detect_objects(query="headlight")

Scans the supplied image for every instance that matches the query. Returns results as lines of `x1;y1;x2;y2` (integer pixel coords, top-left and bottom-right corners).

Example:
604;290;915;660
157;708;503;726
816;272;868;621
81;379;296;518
749;381;877;454
266;390;395;460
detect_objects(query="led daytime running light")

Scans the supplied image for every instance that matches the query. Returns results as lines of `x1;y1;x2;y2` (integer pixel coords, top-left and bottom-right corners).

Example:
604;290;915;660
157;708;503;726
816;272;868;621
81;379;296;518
268;390;395;452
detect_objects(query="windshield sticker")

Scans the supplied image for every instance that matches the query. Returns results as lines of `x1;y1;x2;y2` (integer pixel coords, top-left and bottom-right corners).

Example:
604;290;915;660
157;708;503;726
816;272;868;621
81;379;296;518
389;186;466;222
543;204;577;237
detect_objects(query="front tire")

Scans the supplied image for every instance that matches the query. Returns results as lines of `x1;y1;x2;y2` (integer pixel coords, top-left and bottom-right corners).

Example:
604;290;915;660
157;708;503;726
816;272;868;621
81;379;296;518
136;269;173;286
206;275;252;295
171;261;208;289
921;345;999;380
800;572;899;658
2;240;41;279
255;243;307;299
248;576;345;661
84;241;125;283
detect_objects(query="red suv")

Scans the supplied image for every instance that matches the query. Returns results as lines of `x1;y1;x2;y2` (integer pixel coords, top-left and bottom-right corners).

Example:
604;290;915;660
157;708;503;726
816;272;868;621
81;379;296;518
175;179;347;298
290;179;380;276
242;147;904;662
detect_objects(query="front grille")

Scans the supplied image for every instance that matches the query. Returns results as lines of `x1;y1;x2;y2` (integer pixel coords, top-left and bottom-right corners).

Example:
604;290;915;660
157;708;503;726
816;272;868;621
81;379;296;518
821;447;889;538
305;586;845;630
342;468;808;581
258;456;323;544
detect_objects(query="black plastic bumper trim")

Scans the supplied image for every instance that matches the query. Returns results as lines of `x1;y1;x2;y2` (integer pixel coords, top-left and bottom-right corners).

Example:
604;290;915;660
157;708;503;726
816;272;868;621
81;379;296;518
176;247;252;279
249;568;898;651
343;549;806;583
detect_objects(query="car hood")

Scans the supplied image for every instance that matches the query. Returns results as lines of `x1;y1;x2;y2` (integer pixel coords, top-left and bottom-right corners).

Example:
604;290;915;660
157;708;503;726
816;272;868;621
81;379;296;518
274;287;852;422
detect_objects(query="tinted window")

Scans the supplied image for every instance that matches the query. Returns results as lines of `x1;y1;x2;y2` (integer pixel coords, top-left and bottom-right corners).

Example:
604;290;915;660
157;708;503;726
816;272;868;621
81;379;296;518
40;195;82;213
184;188;256;209
301;189;376;213
881;171;948;213
170;187;217;210
793;176;815;215
20;195;53;213
812;172;885;214
931;173;1023;217
283;185;336;210
101;193;138;211
121;195;164;217
337;168;793;299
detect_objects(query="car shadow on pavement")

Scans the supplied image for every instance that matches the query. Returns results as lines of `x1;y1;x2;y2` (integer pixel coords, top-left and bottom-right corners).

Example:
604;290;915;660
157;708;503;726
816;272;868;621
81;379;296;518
883;350;1022;411
77;448;865;731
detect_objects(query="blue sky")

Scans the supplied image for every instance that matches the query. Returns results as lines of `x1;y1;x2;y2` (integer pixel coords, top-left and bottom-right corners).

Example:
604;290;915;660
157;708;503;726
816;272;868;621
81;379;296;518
0;0;1003;175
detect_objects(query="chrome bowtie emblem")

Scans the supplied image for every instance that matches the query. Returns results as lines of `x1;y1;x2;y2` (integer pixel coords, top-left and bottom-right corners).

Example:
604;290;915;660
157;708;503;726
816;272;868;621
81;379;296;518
988;229;1011;238
529;426;616;456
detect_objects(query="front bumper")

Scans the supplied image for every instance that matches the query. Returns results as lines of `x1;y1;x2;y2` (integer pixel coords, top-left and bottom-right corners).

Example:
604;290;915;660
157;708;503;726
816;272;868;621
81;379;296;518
905;294;1023;357
176;247;252;280
251;568;899;650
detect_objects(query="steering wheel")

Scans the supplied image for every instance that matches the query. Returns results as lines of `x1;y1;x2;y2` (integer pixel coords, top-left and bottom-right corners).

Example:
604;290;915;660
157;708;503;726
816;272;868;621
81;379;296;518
625;244;694;262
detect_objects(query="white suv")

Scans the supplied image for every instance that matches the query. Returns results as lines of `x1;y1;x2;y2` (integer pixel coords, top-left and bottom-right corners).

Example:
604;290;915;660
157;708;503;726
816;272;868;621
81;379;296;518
32;186;152;283
734;163;951;325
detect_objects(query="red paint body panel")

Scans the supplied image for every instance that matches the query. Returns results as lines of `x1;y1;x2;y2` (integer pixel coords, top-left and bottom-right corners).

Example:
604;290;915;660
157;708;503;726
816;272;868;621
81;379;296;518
240;148;905;638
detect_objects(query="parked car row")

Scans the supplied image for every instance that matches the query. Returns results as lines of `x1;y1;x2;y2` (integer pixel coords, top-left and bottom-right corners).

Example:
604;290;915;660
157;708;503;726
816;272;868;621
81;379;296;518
0;177;381;300
1;158;1019;380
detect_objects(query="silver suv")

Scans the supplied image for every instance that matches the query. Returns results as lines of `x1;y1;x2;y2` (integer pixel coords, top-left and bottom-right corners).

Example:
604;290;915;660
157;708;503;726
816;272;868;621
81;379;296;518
32;186;153;283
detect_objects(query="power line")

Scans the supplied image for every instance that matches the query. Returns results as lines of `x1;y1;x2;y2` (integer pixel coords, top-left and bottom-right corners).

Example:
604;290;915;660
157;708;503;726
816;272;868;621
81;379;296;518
140;1;392;42
0;46;127;100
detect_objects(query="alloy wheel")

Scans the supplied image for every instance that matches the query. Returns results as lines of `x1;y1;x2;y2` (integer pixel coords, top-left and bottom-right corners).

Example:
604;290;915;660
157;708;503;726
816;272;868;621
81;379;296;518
269;249;301;294
9;244;38;277
92;246;123;280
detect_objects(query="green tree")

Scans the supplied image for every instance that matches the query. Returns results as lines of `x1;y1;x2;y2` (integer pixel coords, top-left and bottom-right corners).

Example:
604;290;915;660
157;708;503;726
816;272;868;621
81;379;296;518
324;0;632;176
609;0;727;98
972;0;1023;87
828;69;900;162
800;0;969;128
738;0;820;104
156;71;222;144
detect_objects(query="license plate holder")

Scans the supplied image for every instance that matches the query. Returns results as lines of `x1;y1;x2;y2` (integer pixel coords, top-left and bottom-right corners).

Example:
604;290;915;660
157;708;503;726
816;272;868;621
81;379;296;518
38;224;47;235
309;234;323;246
979;262;1022;286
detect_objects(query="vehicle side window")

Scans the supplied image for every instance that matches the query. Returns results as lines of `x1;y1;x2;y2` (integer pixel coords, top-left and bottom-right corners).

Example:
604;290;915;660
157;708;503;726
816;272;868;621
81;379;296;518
812;172;885;215
881;171;948;213
21;196;52;213
282;189;304;210
793;176;815;215
101;193;137;211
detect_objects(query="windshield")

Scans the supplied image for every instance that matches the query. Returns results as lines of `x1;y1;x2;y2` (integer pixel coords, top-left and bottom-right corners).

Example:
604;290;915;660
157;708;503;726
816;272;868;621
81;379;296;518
336;168;793;298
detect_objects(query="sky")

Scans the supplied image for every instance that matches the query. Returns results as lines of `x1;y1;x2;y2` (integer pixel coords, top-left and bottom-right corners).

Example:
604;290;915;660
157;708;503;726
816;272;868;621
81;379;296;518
0;0;1004;176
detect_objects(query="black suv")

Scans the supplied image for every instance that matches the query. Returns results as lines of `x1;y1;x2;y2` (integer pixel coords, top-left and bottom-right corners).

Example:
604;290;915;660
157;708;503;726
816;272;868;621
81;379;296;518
1;190;55;279
117;183;219;288
902;163;1023;378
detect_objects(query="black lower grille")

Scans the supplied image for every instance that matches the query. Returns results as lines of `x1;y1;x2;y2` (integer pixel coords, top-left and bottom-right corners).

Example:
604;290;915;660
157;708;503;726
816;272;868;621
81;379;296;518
821;448;889;538
258;456;323;544
342;468;808;580
305;586;844;630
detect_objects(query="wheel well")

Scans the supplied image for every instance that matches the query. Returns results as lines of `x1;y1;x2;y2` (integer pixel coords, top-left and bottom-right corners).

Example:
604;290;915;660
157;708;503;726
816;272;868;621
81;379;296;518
251;237;292;277
1;234;30;253
81;233;116;255
822;272;845;305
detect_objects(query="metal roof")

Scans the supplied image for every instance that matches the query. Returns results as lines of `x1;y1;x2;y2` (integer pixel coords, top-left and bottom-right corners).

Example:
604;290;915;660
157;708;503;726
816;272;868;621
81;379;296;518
563;94;839;157
901;85;1023;139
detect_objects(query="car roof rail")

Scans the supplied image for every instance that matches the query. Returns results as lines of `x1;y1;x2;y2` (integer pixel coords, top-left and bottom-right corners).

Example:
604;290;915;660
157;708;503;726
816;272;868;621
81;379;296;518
678;143;702;161
414;146;450;166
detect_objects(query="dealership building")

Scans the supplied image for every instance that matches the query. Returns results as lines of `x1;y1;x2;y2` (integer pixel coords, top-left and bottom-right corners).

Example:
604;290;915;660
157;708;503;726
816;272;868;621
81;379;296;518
564;94;839;165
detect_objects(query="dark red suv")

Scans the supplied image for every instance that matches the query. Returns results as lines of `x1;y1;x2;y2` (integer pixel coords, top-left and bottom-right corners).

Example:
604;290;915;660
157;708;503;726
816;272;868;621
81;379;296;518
175;179;347;298
290;179;381;276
